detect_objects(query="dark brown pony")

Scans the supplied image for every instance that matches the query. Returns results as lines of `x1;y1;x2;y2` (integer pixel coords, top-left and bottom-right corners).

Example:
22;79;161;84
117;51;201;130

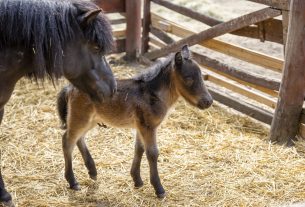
0;0;116;205
57;46;213;198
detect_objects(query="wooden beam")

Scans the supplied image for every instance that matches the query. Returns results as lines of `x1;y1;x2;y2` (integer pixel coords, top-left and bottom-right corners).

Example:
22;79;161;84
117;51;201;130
93;0;126;13
142;0;151;54
206;70;277;108
125;0;142;61
270;0;305;145
152;0;221;26
109;18;126;25
282;10;289;53
247;0;290;10
112;38;126;53
113;29;126;39
151;13;284;72
208;87;273;125
145;8;281;60
152;0;283;44
192;52;280;94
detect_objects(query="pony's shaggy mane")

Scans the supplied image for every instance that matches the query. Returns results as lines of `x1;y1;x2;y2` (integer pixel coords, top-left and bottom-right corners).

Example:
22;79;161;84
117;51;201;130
0;0;114;80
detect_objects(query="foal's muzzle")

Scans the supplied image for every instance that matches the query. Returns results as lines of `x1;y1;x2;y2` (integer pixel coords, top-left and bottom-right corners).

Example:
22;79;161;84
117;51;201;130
197;97;213;109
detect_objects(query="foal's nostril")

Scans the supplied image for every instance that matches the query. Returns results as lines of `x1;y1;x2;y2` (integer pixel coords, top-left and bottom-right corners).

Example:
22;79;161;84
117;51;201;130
198;98;213;109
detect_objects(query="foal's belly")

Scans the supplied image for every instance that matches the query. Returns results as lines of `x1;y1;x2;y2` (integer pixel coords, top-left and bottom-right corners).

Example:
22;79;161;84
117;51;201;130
93;109;135;128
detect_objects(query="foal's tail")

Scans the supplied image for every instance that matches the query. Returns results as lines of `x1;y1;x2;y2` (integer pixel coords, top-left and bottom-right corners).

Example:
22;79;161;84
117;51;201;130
57;85;71;130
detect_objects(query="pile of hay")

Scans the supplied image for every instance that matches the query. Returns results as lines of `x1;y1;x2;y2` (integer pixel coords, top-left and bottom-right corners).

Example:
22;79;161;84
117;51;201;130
1;61;305;207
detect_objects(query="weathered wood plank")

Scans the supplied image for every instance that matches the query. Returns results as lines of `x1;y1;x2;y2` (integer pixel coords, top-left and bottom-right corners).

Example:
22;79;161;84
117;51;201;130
247;0;290;10
113;29;126;39
94;0;126;13
125;0;142;60
152;0;283;44
112;38;126;53
208;87;274;125
145;8;281;60
270;0;305;145
151;13;284;72
206;70;277;108
192;52;280;94
142;0;152;54
282;10;289;53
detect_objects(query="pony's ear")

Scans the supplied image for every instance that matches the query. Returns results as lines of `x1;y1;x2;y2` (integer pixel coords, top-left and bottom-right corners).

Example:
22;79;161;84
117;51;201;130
79;9;102;27
181;45;191;59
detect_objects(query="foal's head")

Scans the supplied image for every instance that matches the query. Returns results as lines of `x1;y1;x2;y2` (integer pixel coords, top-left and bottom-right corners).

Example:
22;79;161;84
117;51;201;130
173;45;213;109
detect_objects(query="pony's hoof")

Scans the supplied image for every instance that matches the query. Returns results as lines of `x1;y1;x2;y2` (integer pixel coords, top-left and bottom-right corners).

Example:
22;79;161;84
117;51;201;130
70;183;81;191
1;200;15;207
157;192;166;199
134;180;144;189
89;174;97;181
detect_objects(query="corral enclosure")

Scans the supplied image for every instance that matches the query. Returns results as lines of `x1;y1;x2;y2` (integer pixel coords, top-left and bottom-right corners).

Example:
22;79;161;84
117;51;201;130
2;0;305;206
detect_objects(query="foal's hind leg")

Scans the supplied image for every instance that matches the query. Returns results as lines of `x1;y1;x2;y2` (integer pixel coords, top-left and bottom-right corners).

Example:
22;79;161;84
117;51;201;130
77;137;97;180
130;132;144;188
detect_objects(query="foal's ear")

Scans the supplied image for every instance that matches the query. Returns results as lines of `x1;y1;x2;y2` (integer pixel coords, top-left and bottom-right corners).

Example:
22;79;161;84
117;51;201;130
79;9;102;27
181;45;191;59
175;52;183;65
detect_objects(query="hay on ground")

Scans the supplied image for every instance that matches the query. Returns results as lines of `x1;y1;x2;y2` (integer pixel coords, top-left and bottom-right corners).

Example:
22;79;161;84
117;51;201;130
1;60;305;207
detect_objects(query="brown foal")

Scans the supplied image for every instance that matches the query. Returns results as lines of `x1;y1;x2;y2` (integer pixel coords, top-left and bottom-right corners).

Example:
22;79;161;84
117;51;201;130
57;45;213;198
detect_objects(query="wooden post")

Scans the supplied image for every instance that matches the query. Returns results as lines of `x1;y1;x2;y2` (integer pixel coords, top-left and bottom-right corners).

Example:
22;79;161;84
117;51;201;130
125;0;142;61
142;0;151;54
270;0;305;145
282;10;289;54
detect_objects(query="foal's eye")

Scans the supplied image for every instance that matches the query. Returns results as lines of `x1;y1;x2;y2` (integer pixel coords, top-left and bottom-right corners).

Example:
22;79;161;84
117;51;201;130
185;77;194;86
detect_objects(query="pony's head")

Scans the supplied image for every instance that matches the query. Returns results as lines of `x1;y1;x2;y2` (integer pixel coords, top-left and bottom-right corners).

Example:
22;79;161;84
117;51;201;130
173;45;213;109
62;3;116;102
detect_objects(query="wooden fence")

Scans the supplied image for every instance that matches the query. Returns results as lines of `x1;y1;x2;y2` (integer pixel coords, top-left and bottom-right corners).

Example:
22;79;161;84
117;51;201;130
96;0;305;145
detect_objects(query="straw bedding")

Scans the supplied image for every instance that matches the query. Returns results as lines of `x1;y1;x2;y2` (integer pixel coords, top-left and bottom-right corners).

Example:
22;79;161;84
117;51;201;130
1;61;305;207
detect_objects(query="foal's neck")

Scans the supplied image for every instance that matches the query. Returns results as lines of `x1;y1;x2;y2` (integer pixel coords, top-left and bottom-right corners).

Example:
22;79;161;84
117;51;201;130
147;66;179;109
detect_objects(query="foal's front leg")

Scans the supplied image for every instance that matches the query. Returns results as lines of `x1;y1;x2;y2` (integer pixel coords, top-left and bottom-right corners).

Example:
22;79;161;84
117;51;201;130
130;132;144;188
138;127;165;198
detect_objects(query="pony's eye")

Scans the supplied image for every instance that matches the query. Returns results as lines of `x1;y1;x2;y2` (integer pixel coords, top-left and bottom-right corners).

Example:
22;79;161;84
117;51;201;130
185;77;194;86
93;46;100;52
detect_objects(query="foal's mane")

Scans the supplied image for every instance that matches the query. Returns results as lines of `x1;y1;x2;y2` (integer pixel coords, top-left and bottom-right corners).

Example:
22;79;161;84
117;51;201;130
0;0;113;80
134;54;175;83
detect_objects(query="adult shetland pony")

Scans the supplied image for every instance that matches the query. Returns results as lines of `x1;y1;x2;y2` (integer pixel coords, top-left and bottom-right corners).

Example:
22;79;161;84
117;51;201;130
0;0;116;205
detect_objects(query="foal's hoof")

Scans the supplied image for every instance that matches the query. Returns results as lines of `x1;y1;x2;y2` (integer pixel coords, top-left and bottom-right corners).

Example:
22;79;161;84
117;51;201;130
1;200;15;207
134;181;144;189
89;174;97;181
70;183;81;191
134;179;144;189
156;191;166;199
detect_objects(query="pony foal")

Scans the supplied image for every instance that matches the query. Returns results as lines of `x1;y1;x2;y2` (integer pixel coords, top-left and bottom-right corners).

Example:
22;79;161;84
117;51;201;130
57;45;213;198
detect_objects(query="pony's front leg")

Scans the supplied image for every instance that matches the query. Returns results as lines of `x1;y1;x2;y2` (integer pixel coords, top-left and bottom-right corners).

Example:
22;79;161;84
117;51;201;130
62;132;80;190
139;127;165;198
130;132;144;188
